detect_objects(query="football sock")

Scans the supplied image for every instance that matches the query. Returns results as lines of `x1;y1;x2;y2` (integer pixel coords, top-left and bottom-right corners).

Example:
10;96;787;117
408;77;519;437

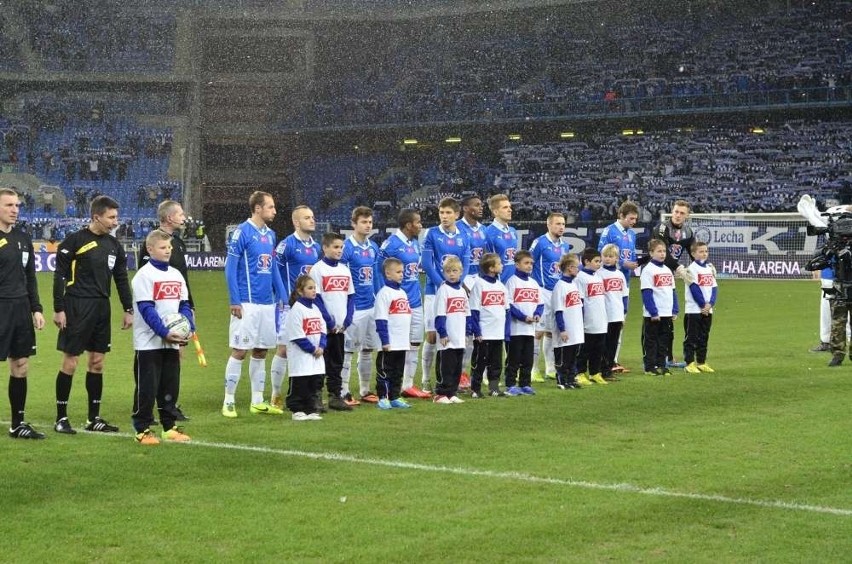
224;356;243;399
402;348;418;389
270;354;287;397
9;376;26;428
85;371;103;420
421;341;436;388
249;357;266;404
532;338;541;372
543;334;555;374
341;351;353;397
55;371;72;420
463;336;473;374
359;350;373;395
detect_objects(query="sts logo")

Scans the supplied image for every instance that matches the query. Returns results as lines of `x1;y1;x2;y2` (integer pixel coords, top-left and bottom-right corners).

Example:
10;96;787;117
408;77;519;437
547;262;561;278
299;265;313;275
654;273;674;287
358;266;373;284
446;297;467;313
404;262;419;281
302;317;323;335
471;247;484;263
621;248;631;260
505;248;516;262
565;291;581;307
257;254;272;273
153;281;182;300
480;290;505;307
697;273;714;286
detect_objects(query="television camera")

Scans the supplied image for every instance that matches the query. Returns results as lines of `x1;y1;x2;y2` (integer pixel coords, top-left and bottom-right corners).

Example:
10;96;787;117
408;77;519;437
806;212;852;301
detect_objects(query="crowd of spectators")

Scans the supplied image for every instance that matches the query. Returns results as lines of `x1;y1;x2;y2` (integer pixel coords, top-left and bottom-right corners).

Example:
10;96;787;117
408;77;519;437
298;1;850;128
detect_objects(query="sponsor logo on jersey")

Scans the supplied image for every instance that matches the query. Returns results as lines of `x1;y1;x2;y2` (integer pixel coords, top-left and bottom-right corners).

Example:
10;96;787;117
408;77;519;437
547;262;561;277
303;317;323;335
513;287;539;303
505;248;516;261
322;275;350;292
670;244;683;258
358;266;373;283
446;296;467;313
603;277;624;291
389;297;412;314
257;253;272;272
698;273;714;286
621;248;631;260
565;291;581;307
404;262;419;280
586;281;605;297
153;281;183;300
299;265;312;275
654;273;674;287
480;290;505;306
471;247;484;262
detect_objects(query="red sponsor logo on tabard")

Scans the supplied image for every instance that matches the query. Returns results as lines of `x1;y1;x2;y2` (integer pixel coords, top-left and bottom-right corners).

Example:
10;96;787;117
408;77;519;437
513;287;539;303
603;277;624;292
565;291;581;307
389;298;412;314
322;275;350;292
698;273;714;286
302;317;323;335
153;281;182;300
586;281;605;297
446;296;467;313
480;290;505;306
654;273;674;287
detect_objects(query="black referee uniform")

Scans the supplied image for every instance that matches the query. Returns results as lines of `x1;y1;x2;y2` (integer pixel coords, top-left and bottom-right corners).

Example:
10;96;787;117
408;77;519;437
640;220;695;271
0;226;43;436
53;227;133;428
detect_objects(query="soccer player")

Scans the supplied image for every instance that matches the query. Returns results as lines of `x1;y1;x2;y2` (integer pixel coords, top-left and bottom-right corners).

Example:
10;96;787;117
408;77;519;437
599;244;629;381
683;241;717;373
222;191;287;418
551;254;584;390
529;211;570;382
53;195;133;434
597;200;639;373
646;199;696;280
270;205;321;409
374;257;413;410
420;198;470;394
432;256;470;404
456;195;487;381
504;250;543;396
309;232;355;412
137;199;192;421
340;206;381;404
131;230;195;445
641;239;678;376
484;194;519;283
575;248;609;386
468;253;510;398
378;209;427;398
0;188;46;439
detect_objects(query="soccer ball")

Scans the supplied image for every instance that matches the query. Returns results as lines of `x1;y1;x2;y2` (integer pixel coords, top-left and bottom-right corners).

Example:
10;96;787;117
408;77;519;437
161;312;192;340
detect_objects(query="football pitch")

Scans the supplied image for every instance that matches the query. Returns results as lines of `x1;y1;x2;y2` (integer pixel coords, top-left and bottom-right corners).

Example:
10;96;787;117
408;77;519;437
4;273;851;563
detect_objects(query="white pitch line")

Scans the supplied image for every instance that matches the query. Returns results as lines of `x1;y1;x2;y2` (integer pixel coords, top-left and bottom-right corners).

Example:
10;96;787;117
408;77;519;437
13;422;852;517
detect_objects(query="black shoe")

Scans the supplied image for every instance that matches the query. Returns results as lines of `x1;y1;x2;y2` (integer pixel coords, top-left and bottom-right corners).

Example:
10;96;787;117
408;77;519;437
810;342;831;353
10;422;46;439
85;416;119;433
54;417;77;435
828;354;844;367
327;395;353;411
172;406;189;421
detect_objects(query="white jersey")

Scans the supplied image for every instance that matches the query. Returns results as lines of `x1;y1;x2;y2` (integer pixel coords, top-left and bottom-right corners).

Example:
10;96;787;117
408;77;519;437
506;274;543;337
469;276;509;341
374;285;412;351
598;266;629;323
434;282;469;350
575;269;608;334
132;262;188;351
283;300;327;376
309;259;354;329
551;277;585;347
641;261;676;317
685;261;717;314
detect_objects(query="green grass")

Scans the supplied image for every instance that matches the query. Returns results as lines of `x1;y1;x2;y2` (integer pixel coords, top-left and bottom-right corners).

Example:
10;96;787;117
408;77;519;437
4;273;851;563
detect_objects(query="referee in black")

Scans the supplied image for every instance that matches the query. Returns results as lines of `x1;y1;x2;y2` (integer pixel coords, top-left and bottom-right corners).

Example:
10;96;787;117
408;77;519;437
137;199;193;421
0;188;46;439
53;195;133;434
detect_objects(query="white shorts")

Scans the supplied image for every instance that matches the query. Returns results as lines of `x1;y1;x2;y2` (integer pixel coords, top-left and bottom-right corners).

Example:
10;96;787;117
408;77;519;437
410;304;425;344
344;308;378;352
230;302;277;350
276;304;291;345
424;294;436;332
536;288;554;333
